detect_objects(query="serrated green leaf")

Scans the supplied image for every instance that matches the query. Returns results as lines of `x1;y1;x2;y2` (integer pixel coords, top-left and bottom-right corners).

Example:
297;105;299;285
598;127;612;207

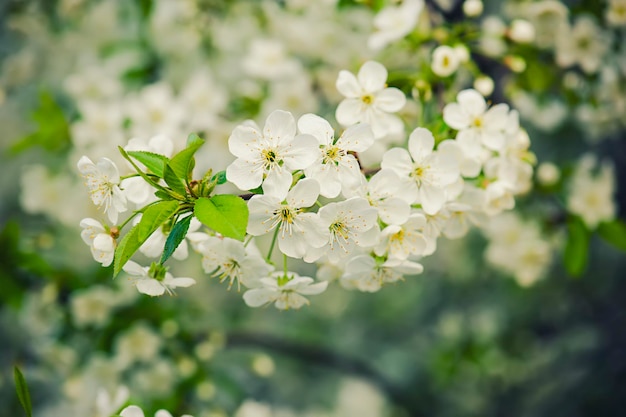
211;170;228;185
118;146;170;194
163;163;188;196
161;215;193;264
169;139;205;182
14;366;32;417
194;195;248;241
597;219;626;252
564;216;590;277
137;200;180;241
127;151;169;177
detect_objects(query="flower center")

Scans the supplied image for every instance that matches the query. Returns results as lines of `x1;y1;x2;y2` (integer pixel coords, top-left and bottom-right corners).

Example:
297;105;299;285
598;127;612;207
361;94;374;105
472;117;483;127
262;148;281;170
323;145;344;165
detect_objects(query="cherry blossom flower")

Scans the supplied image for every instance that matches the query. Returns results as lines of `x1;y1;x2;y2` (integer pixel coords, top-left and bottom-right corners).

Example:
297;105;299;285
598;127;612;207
196;236;273;290
381;127;460;215
335;61;406;139
443;89;511;151
343;169;411;225
77;156;127;223
80;218;116;267
431;45;460;77
297;113;374;198
374;214;429;260
341;255;423;293
247;178;328;259
243;272;328;310
226;110;318;197
122;261;196;297
303;197;379;263
368;0;424;51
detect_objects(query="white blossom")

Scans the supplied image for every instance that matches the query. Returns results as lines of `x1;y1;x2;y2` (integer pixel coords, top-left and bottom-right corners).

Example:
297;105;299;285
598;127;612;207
80;218;116;267
381;127;460;215
368;0;424;51
341;255;423;293
122;261;196;297
335;61;406;139
226;110;318;197
243;272;328;310
298;113;374;198
247;178;328;259
77;156;127;224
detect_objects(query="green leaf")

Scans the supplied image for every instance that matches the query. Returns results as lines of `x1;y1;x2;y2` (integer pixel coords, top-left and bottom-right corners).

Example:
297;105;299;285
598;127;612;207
14;366;32;417
10;90;70;154
211;170;228;185
118;146;170;194
113;224;140;277
113;201;179;276
194;195;249;241
161;215;193;264
154;190;175;200
597;219;626;252
169;135;205;180
127;151;169;177
137;200;180;241
564;216;590;277
163;163;188;196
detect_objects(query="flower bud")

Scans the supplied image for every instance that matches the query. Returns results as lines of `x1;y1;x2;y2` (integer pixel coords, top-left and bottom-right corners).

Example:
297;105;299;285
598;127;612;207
431;45;460;77
504;55;527;73
509;19;536;43
474;76;494;96
463;0;483;17
537;162;561;186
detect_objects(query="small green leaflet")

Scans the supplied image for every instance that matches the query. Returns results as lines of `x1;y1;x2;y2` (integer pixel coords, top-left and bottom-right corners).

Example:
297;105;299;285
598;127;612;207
14;366;32;417
169;134;205;180
163;163;188;196
194;195;249;241
161;215;192;264
113;201;179;276
127;151;169;178
211;170;228;185
564;216;590;277
597;219;626;252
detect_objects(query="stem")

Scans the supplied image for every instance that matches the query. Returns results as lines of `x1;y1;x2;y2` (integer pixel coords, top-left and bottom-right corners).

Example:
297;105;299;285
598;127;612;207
266;227;280;262
283;254;288;277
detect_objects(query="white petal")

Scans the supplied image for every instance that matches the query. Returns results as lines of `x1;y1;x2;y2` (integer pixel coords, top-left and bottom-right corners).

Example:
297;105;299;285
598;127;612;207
166;277;196;288
287;178;319;208
357;61;387;93
226;159;263;191
136;278;166;296
381;148;413;176
337;123;375;153
420;185;447;215
375;88;406;113
283;134;319;170
408;127;435;162
262;168;293;198
297;280;328;295
247;195;281;235
228;125;261;158
120;406;145;417
297;113;334;145
122;260;147;277
263;110;296;145
442;103;470;130
336;98;365;127
336;70;362;98
243;288;276;307
155;411;174;417
457;89;487;117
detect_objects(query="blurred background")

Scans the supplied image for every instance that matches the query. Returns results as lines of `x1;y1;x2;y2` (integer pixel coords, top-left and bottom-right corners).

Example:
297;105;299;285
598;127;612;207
1;0;625;416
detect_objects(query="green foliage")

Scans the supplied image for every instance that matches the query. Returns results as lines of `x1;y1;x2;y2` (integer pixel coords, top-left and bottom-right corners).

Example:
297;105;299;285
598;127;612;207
161;215;193;264
10;90;70;154
211;170;228;185
113;201;179;276
169;134;205;181
126;151;169;178
14;367;32;417
163;163;188;196
0;221;53;309
597;219;626;252
137;201;180;241
564;216;590;277
194;195;249;241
